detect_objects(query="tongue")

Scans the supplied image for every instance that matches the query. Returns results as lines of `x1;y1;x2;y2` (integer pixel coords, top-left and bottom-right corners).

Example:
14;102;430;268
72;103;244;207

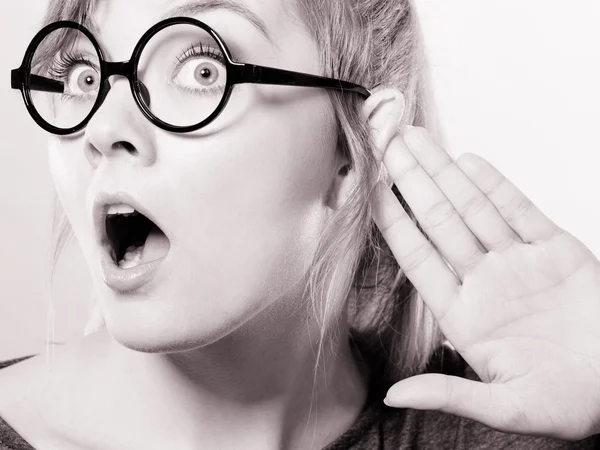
139;226;170;264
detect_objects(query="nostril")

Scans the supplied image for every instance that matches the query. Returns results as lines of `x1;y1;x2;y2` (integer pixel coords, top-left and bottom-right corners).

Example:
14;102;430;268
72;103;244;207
112;141;138;156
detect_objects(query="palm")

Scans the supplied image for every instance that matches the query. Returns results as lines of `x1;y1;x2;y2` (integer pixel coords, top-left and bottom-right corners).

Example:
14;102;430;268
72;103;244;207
370;125;600;440
443;238;599;365
448;244;600;440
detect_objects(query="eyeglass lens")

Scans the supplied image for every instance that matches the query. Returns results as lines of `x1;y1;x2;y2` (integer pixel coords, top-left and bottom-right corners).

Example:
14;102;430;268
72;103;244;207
28;23;228;130
29;27;99;129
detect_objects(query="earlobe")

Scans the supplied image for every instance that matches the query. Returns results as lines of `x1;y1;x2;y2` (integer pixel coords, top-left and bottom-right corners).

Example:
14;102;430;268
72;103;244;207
325;162;356;210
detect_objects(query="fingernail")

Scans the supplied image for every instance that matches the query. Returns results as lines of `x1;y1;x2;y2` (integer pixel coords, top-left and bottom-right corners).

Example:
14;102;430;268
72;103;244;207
403;127;433;154
459;153;484;173
383;396;403;408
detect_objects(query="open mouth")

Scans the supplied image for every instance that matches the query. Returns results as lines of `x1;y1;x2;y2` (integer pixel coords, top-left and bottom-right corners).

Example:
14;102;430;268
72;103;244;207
105;209;171;269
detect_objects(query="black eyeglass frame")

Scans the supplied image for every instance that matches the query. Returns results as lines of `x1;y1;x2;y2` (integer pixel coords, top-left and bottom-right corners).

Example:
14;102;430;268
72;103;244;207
11;17;372;135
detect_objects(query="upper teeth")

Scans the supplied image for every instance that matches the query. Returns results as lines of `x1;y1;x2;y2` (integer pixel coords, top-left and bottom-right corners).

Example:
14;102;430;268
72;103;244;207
107;204;137;216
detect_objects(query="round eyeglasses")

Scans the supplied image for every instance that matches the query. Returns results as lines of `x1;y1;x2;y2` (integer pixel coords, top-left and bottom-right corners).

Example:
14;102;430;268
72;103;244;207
10;17;372;135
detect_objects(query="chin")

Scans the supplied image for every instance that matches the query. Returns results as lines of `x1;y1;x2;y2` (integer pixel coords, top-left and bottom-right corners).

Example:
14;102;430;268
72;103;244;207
101;304;250;354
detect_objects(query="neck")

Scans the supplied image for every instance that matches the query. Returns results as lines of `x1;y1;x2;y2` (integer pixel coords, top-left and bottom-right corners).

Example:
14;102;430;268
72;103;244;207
73;308;369;450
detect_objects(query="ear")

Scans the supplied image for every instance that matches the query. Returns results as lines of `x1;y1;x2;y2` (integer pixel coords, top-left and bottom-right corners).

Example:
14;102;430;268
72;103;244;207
325;89;406;210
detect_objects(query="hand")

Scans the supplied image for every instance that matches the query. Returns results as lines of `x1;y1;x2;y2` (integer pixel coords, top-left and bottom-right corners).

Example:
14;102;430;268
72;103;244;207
366;90;600;440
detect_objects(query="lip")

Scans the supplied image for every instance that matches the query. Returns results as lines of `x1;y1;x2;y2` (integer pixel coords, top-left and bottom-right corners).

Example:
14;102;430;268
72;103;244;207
92;191;171;293
100;248;168;293
92;191;170;247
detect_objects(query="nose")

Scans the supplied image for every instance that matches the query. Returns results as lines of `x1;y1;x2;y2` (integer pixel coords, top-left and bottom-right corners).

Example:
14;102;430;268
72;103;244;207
83;78;157;169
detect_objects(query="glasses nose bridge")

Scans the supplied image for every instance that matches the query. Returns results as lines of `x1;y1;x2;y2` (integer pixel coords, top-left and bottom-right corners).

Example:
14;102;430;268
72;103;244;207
104;60;134;82
102;60;151;108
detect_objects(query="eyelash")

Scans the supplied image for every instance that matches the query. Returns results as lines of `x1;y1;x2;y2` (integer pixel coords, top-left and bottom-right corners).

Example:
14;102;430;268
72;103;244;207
48;52;98;79
48;52;99;101
171;41;227;96
46;43;227;99
175;41;226;66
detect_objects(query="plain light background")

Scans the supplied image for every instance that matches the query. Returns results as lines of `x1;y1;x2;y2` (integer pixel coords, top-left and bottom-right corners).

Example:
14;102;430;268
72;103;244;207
1;1;599;360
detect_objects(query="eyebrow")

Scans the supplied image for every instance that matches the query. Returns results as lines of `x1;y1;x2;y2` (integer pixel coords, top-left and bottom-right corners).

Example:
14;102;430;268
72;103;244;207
161;0;273;44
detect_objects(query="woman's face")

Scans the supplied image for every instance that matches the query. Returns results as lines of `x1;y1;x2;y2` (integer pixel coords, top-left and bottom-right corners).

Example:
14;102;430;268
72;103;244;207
48;0;342;351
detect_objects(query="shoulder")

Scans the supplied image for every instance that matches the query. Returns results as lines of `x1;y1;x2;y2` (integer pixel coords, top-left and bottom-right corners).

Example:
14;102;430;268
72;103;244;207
0;345;95;450
0;353;43;408
0;354;44;449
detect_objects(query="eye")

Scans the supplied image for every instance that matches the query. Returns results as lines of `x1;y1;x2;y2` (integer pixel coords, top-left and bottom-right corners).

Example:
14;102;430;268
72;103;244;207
47;53;101;100
66;65;101;96
172;57;225;93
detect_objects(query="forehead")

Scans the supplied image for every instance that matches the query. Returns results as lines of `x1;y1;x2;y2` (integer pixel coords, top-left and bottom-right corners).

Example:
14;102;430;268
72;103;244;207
90;0;296;59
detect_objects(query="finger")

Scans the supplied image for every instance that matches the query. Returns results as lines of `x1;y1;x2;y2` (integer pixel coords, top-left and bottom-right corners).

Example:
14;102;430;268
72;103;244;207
457;153;562;244
383;132;486;280
384;374;519;434
371;182;460;319
402;127;523;252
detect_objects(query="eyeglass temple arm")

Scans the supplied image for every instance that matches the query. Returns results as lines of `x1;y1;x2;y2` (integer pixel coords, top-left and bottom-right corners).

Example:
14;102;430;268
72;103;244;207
230;63;371;99
11;69;64;93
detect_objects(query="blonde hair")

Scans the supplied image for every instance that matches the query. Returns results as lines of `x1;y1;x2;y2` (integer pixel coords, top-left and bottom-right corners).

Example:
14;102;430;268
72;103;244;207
45;0;444;384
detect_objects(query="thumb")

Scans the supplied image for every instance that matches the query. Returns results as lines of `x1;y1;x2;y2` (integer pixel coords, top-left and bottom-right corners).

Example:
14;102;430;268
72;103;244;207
384;374;518;431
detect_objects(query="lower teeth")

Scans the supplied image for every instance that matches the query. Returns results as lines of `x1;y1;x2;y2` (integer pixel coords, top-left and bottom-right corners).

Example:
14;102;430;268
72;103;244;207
118;245;143;269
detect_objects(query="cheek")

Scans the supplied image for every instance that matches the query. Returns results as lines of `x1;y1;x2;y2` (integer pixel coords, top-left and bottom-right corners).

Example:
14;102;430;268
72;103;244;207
160;99;337;302
48;137;93;248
